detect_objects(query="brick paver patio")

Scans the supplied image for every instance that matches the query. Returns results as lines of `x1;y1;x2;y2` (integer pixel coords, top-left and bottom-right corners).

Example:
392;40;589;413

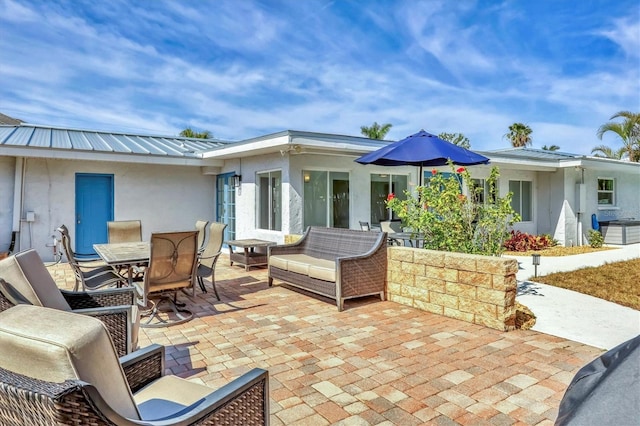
49;256;602;425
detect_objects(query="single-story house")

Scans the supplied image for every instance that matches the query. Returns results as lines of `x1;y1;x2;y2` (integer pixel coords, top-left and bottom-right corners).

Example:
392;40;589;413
2;124;639;261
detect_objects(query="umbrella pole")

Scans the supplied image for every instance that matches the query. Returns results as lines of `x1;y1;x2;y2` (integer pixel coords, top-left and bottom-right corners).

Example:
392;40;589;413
419;164;423;186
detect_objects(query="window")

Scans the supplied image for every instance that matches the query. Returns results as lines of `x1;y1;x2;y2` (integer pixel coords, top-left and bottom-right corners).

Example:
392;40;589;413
597;178;614;205
303;171;350;228
509;180;532;221
424;171;463;192
470;178;496;204
370;174;408;224
257;170;281;230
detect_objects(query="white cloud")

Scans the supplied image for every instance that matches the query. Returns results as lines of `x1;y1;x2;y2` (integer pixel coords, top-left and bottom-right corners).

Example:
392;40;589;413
598;17;640;59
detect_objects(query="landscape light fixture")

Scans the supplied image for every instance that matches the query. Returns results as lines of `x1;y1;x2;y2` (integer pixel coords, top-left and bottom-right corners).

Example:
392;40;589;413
532;253;541;278
231;174;242;188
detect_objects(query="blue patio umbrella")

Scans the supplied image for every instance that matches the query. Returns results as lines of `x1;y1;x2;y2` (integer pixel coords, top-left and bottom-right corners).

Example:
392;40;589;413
355;130;490;185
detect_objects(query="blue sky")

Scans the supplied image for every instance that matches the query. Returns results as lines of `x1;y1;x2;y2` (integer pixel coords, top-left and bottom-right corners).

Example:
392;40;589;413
1;0;638;154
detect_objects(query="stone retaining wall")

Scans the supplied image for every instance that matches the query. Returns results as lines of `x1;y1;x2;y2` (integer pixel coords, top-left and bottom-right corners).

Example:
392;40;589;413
387;247;518;331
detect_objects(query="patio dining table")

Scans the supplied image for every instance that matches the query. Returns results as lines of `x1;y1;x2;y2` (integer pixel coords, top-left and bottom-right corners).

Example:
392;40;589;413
93;241;150;286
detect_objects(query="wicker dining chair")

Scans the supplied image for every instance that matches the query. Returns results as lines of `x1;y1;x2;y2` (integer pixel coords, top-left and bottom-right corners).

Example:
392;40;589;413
196;222;227;298
134;231;198;327
0;304;270;426
57;225;126;291
0;249;138;357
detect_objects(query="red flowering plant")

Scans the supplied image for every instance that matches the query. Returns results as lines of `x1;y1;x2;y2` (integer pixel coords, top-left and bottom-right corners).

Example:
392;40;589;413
385;162;520;256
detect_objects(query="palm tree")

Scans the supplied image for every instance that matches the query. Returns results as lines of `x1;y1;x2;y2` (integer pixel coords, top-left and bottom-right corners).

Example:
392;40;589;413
590;145;625;159
180;127;213;139
361;122;392;140
541;144;560;151
438;132;471;149
595;111;640;162
504;123;533;147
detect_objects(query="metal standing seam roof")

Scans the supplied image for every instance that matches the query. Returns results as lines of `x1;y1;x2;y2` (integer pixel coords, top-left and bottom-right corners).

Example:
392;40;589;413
0;125;231;157
482;147;583;161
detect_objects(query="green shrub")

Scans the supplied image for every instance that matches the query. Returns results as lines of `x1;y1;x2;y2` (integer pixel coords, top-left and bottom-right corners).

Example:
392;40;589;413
386;164;520;256
588;230;604;248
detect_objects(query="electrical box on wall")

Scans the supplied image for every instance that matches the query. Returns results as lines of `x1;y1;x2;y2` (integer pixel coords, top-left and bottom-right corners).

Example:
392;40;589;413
575;184;586;213
26;211;35;222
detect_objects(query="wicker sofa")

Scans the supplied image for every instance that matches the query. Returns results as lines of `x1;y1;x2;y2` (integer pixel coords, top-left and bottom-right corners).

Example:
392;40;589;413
268;226;387;311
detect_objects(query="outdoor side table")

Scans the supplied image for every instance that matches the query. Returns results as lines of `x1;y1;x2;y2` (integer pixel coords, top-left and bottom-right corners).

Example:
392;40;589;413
226;239;276;271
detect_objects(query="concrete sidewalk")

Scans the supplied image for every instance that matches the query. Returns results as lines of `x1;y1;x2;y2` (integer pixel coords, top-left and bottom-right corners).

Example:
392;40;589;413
507;244;640;350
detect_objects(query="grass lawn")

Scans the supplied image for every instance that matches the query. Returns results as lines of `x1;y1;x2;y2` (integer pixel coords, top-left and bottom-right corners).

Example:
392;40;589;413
535;258;640;310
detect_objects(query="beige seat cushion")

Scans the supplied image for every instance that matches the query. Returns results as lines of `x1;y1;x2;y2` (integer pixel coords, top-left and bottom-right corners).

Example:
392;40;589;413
0;305;140;420
269;254;336;281
269;253;313;270
0;249;70;311
306;258;336;282
134;375;214;420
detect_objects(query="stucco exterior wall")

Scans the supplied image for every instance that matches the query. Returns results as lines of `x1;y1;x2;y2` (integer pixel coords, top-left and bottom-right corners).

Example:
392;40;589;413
234;152;419;242
585;167;640;223
9;158;215;261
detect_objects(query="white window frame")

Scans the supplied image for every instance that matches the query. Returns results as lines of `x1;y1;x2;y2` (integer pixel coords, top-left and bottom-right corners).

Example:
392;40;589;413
470;178;488;204
256;169;282;231
597;177;615;206
370;173;409;224
509;180;533;222
302;169;351;229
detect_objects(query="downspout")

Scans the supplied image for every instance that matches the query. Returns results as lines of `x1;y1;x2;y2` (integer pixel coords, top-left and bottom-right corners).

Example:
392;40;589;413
577;167;585;246
12;157;25;252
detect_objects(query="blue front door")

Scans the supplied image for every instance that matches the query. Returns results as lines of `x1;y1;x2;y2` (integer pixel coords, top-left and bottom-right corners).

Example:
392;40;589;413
75;174;114;255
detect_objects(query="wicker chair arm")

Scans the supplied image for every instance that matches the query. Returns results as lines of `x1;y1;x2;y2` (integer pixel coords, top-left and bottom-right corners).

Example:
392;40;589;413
73;306;133;358
337;233;388;299
120;344;165;393
62;287;136;309
160;367;269;425
0;278;31;311
335;231;387;262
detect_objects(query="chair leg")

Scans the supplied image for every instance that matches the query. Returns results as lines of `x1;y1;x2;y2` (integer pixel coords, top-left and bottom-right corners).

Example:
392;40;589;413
210;273;220;301
198;276;207;293
140;293;193;328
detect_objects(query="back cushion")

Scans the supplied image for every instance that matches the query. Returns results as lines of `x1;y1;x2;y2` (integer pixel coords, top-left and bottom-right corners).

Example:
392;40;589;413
305;227;382;260
0;250;70;311
0;305;140;420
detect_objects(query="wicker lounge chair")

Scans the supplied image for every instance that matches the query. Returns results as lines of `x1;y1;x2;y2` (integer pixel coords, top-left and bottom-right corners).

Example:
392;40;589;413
57;225;126;291
0;305;269;425
0;249;139;357
135;231;198;327
196;222;227;297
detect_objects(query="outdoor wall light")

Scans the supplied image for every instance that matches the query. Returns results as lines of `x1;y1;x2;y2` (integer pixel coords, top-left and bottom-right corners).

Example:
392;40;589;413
231;174;242;188
532;253;541;278
304;173;310;183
